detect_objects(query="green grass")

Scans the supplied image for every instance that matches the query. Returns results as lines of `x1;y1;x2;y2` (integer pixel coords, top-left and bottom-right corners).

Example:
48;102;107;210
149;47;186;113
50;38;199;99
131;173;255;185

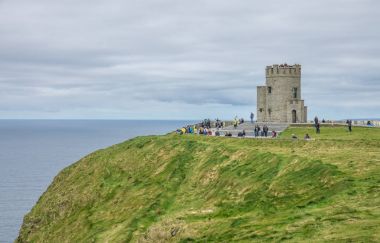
16;127;380;242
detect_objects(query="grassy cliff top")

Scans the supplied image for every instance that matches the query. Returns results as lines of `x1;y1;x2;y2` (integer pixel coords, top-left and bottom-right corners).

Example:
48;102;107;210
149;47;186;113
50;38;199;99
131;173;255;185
17;127;380;242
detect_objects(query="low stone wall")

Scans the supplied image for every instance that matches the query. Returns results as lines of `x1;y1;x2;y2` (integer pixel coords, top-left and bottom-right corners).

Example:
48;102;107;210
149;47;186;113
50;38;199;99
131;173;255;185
193;121;237;128
290;120;380;128
193;120;380;129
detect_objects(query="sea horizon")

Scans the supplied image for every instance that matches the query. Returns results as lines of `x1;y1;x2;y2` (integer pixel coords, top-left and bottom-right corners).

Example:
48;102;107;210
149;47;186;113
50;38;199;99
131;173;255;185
0;117;379;121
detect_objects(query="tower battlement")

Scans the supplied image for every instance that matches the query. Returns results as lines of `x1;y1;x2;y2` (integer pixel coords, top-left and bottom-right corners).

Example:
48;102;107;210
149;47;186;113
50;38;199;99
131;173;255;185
266;64;301;77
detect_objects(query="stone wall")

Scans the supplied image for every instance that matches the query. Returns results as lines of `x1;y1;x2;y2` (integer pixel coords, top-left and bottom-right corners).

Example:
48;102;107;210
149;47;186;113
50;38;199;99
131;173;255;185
256;86;267;122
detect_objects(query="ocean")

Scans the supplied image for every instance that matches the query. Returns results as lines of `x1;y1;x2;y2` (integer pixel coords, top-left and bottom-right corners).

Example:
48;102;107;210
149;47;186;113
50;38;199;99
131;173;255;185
0;120;193;243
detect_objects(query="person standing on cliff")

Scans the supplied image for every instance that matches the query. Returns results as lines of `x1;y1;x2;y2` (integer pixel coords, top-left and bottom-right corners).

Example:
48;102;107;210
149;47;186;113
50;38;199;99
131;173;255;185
316;122;321;134
250;112;254;123
263;125;269;137
314;116;319;127
347;119;352;132
234;116;238;129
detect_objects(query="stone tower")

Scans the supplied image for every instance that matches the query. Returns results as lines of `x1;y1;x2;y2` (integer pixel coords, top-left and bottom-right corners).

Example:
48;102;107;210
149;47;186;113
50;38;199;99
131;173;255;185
257;64;307;123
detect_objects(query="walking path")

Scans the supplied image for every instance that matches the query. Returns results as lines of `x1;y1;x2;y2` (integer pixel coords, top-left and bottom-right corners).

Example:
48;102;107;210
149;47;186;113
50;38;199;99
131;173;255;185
214;122;289;137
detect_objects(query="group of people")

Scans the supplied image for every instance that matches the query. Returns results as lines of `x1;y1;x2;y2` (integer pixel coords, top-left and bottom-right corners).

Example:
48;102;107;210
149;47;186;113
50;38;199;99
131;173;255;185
201;118;226;129
176;113;282;138
254;124;269;137
233;116;245;129
198;114;256;131
215;118;224;129
201;119;212;129
291;133;312;140
177;114;361;140
177;118;226;136
314;116;354;133
177;125;213;136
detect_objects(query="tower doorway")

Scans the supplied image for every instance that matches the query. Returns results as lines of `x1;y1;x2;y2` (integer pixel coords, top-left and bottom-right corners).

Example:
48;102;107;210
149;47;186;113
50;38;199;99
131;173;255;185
292;110;297;123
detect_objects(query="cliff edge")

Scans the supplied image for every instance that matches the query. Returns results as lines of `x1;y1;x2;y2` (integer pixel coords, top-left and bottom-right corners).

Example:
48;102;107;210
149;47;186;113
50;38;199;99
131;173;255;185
17;127;380;242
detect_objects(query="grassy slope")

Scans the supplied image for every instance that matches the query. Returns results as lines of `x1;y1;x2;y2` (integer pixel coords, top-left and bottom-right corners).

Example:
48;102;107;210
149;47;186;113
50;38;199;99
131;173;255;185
17;127;380;242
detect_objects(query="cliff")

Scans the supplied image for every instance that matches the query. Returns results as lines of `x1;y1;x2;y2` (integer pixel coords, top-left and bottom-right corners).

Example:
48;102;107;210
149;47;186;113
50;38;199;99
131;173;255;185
17;127;380;242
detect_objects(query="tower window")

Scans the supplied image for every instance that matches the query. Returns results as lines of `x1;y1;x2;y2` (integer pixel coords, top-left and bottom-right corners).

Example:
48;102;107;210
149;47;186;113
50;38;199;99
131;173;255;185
259;108;263;112
268;108;272;114
268;86;272;94
292;87;298;98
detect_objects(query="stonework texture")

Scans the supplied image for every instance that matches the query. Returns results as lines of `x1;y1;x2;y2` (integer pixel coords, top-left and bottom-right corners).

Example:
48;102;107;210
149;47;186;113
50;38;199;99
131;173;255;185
257;64;307;123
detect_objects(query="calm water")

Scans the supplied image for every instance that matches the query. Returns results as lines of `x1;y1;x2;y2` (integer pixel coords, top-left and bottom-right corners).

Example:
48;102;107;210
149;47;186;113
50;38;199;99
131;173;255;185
0;120;193;243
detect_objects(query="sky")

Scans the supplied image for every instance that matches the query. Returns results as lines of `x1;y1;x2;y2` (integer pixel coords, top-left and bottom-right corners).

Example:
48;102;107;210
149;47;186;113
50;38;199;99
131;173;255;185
0;0;379;120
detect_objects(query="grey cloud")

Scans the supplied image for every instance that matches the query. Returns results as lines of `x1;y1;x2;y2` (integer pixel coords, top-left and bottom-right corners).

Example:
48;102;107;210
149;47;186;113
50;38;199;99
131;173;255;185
0;0;379;119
